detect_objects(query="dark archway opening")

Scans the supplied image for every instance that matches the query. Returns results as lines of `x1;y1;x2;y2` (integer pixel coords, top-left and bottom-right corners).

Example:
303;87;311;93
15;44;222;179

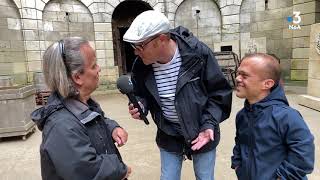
112;1;153;75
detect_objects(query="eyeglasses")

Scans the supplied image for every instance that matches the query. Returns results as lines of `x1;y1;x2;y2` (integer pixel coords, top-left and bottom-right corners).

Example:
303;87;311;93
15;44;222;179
130;35;159;51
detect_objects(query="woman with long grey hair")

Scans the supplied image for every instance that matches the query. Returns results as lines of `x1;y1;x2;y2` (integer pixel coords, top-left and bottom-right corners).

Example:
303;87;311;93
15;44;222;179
31;37;131;180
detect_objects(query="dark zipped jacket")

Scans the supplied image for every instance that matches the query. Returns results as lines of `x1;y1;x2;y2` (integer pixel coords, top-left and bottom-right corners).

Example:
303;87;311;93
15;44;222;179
131;26;232;155
231;84;315;180
31;92;127;180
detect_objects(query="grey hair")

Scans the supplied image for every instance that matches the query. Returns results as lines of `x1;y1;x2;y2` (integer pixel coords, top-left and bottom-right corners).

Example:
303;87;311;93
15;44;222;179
42;37;89;98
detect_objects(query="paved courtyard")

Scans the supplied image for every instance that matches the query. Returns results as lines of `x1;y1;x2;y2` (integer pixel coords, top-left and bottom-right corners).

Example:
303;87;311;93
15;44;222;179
0;92;319;180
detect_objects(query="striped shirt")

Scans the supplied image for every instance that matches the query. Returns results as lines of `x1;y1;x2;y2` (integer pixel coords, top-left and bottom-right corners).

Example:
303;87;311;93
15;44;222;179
152;47;181;124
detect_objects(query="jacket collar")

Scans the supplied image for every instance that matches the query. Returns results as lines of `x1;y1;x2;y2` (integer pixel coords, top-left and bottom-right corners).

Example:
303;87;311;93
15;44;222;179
244;83;288;111
62;98;101;125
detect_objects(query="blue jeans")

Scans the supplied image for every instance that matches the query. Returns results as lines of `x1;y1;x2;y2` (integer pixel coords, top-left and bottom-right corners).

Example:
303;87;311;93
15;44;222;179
160;148;216;180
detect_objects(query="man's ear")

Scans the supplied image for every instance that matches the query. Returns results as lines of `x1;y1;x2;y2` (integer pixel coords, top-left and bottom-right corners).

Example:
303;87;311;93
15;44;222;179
71;73;83;86
263;79;275;90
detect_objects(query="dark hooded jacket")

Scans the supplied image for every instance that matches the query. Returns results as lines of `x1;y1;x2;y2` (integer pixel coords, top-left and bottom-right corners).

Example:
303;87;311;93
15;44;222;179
31;92;127;180
131;26;232;156
231;84;314;180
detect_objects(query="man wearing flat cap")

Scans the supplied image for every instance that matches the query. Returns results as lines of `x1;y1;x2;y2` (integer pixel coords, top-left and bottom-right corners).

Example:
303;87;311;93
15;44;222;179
123;10;232;180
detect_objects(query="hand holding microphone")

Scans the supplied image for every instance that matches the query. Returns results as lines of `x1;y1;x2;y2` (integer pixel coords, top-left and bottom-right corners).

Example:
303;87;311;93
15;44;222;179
116;75;149;125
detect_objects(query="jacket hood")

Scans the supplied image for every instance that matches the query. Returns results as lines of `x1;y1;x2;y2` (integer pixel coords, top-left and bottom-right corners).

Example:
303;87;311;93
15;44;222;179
30;92;64;131
170;26;200;55
245;83;289;110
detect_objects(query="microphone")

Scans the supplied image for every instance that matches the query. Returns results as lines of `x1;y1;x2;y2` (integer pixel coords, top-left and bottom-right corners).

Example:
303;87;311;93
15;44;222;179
116;75;149;125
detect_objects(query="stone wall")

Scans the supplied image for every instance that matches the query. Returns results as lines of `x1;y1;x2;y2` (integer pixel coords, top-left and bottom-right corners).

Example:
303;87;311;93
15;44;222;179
290;0;319;81
0;0;319;85
41;0;95;82
307;23;320;97
174;0;221;50
299;23;320;111
239;0;294;80
0;0;27;85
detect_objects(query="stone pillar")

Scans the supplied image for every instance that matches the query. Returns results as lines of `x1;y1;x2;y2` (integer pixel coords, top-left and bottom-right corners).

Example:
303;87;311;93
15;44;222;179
290;1;318;81
299;23;320;111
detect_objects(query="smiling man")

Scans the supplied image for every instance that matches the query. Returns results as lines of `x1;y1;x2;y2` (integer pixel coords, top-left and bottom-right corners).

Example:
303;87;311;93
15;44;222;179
231;53;315;180
123;10;232;180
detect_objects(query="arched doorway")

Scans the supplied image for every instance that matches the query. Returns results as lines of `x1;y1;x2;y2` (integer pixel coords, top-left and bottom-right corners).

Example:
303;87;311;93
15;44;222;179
112;0;152;75
174;0;221;50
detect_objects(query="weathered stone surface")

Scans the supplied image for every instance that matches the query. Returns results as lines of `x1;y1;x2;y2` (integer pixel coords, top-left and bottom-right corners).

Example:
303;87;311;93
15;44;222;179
94;23;111;32
291;59;309;69
12;62;26;73
293;25;311;37
256;1;265;12
309;23;320;43
92;13;111;23
308;60;320;79
222;24;239;34
21;8;37;19
27;61;41;71
97;58;106;68
292;37;310;48
280;59;291;80
105;40;113;50
291;69;308;80
299;94;320;111
25;40;40;51
7;18;21;30
0;51;25;63
293;0;314;5
283;28;293;38
221;5;240;16
309;42;320;60
22;19;38;30
293;1;316;14
222;33;239;41
23;30;39;40
223;14;239;24
96;49;106;59
26;51;41;61
0;84;36;137
78;13;93;22
300;13;316;26
307;78;320;97
95;41;105;50
292;47;309;58
69;22;83;32
257;19;283;31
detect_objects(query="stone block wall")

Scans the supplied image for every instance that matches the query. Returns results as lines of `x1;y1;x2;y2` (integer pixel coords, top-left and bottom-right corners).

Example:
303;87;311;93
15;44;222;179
0;0;27;85
240;0;294;80
290;0;319;81
307;23;320;97
299;23;320;111
42;0;95;80
1;0;319;86
174;0;221;50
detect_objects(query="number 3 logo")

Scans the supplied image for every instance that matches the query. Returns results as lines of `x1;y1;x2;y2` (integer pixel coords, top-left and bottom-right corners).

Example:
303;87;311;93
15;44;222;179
293;11;301;24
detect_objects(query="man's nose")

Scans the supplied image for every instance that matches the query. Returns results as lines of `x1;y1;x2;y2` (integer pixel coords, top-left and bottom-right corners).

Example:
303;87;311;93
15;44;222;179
236;75;241;83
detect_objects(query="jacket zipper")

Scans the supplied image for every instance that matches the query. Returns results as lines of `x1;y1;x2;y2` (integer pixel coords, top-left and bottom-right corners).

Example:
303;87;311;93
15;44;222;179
175;58;201;143
248;107;253;180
